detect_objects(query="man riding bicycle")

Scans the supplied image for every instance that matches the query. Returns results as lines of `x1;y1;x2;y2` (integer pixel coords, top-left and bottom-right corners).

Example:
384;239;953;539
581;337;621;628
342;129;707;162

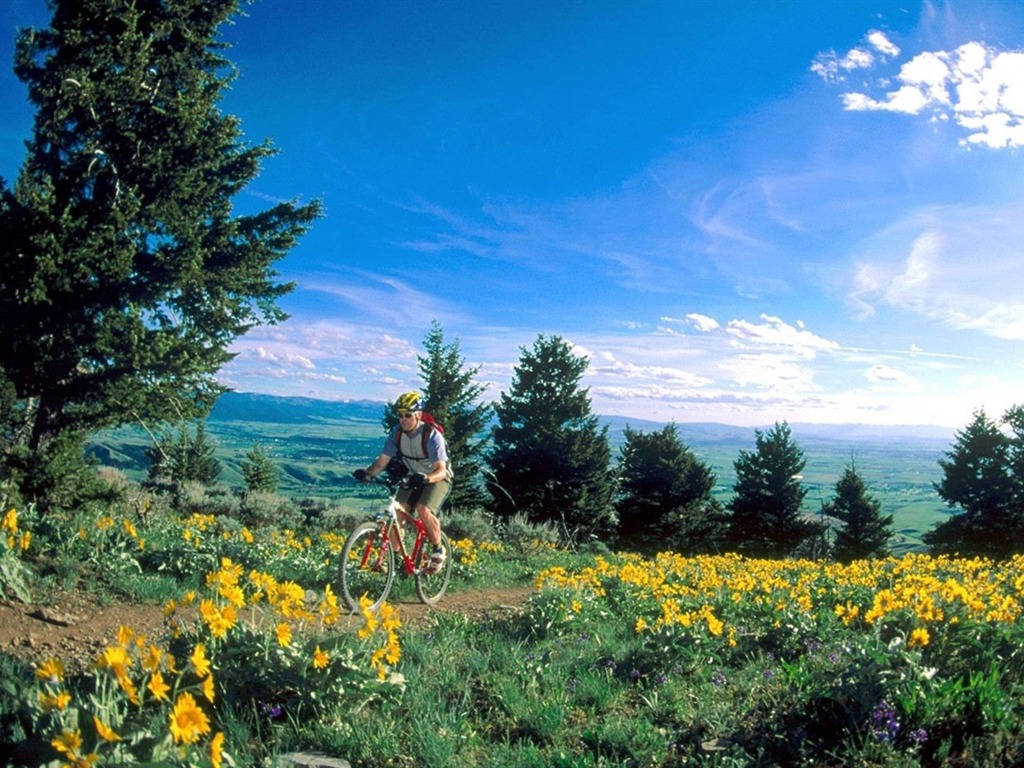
355;392;451;574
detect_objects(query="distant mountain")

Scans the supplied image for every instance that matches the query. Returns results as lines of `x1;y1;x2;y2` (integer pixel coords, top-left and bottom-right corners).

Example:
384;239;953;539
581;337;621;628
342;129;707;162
214;392;956;446
210;392;383;425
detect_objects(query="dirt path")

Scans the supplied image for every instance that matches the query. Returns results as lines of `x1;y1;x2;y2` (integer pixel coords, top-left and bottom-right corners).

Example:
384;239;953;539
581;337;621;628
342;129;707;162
0;586;536;672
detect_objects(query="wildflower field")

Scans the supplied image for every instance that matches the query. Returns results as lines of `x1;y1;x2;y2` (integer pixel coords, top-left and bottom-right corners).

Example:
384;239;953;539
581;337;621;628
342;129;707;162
2;503;1024;767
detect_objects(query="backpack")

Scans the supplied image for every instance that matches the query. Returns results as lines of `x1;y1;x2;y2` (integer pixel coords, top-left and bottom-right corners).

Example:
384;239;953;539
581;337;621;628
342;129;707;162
392;413;444;458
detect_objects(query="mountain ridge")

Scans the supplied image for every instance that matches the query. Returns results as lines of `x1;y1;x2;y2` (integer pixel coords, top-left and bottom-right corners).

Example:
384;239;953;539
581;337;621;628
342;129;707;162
213;391;956;444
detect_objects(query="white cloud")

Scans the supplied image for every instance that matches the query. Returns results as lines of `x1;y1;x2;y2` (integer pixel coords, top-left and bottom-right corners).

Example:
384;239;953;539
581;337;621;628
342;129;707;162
821;35;1024;148
719;353;820;391
589;351;713;387
810;30;899;82
865;363;920;389
250;347;315;369
724;314;840;357
684;313;720;332
867;31;900;58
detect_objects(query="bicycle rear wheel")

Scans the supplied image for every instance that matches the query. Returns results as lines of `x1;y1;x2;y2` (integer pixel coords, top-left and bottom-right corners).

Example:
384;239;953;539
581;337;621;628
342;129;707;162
415;531;453;605
339;522;395;612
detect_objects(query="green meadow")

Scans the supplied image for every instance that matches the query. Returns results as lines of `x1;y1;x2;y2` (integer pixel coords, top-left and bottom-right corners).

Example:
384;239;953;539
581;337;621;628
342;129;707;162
89;393;955;551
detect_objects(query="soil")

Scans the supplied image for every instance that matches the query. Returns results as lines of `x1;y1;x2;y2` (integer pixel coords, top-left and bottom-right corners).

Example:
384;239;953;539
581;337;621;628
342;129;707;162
0;586;536;673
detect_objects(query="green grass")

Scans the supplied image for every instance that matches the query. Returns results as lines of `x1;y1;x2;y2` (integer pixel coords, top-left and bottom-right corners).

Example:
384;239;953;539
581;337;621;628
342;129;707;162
6;480;1020;768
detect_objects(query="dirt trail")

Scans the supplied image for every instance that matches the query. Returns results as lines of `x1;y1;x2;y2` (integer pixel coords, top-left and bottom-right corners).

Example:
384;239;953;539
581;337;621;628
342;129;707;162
0;586;535;672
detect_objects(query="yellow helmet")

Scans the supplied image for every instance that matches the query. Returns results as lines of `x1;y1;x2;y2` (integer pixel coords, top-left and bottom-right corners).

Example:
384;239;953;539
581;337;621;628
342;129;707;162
394;391;424;412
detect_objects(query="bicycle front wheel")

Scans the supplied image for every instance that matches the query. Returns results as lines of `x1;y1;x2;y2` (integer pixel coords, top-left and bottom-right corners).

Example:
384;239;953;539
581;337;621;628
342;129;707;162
415;531;453;605
339;522;395;612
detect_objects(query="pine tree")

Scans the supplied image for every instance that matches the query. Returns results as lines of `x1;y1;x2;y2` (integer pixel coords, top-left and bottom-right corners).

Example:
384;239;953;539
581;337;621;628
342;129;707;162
825;462;893;562
0;0;320;508
924;407;1024;558
241;443;278;494
147;420;220;486
488;335;615;548
726;422;816;558
416;322;491;511
615;423;724;554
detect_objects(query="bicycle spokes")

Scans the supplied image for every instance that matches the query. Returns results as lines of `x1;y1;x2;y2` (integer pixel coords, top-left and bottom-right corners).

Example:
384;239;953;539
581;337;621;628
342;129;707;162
339;522;395;612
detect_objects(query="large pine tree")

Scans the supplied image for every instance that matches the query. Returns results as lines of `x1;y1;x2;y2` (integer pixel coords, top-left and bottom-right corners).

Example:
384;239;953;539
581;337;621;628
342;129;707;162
0;0;320;504
488;334;615;548
397;321;492;512
825;463;893;563
924;407;1024;558
726;421;817;558
615;423;724;554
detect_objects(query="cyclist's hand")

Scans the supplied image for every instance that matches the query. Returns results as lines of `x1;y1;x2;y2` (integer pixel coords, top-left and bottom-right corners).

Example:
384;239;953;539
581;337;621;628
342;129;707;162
403;472;427;490
353;468;369;483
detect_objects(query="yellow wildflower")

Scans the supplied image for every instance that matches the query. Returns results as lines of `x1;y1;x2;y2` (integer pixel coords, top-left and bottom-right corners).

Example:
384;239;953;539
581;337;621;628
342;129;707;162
275;622;292;648
51;729;83;756
908;627;931;648
116;625;134;647
313;645;330;670
39;691;72;712
97;645;131;678
147;671;171;701
35;657;65;683
93;716;122;742
168;691;211;745
210;732;225;768
202;674;216;703
191;643;211;678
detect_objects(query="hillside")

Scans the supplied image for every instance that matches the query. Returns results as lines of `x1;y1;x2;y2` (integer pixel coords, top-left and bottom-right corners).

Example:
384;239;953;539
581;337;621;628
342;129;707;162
88;391;955;551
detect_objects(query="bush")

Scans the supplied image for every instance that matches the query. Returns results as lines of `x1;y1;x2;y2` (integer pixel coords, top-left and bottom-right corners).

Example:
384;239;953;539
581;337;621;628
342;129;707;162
499;512;560;555
173;482;240;519
238;491;304;530
443;508;498;543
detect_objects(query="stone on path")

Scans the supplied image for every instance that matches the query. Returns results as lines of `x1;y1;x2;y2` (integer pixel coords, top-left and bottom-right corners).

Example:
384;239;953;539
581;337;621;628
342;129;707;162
276;753;351;768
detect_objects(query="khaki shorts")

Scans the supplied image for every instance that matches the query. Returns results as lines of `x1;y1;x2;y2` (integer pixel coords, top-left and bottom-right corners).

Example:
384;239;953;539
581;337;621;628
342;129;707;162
397;477;450;516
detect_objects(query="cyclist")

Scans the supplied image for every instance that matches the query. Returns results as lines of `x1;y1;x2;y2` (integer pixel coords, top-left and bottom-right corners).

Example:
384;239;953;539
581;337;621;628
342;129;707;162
355;392;451;574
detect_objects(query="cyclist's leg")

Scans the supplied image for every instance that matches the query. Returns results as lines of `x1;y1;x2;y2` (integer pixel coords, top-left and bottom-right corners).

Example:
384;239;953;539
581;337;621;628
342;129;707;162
416;480;450;573
415;480;449;547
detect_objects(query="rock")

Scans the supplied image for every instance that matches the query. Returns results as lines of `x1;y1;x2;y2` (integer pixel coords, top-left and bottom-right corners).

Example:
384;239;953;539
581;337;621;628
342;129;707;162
29;607;75;627
276;753;351;768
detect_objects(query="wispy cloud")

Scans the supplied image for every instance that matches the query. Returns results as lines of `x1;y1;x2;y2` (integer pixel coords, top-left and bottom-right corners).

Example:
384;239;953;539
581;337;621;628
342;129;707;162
848;205;1024;340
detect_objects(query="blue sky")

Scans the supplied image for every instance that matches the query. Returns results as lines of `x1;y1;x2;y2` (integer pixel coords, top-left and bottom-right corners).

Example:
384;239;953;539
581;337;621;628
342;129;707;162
3;0;1024;428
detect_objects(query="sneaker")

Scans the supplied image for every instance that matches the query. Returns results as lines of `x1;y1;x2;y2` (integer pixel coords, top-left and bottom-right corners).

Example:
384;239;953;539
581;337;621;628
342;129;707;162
425;547;446;575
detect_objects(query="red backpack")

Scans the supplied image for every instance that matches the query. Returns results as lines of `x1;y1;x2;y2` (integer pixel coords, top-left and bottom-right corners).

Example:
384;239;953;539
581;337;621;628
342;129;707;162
392;413;444;458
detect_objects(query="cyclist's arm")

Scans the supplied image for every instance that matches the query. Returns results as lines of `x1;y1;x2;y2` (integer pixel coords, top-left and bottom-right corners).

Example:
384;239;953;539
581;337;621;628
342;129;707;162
362;453;392;479
422;460;447;485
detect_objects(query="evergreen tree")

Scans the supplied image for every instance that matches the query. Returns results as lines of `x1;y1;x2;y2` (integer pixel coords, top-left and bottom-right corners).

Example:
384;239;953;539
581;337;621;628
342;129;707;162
488;335;615;548
615;423;724;554
923;407;1024;558
147;420;220;486
411;322;492;511
825;462;893;562
241;443;278;494
726;422;816;558
379;323;492;509
0;0;320;508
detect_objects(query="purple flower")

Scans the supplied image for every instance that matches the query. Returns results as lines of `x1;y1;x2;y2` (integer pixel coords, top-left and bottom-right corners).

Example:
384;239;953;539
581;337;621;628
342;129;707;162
711;670;727;688
868;699;900;742
260;702;284;720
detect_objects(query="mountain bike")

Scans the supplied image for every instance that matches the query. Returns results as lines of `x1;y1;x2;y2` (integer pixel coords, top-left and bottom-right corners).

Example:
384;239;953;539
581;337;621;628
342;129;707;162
338;476;453;612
